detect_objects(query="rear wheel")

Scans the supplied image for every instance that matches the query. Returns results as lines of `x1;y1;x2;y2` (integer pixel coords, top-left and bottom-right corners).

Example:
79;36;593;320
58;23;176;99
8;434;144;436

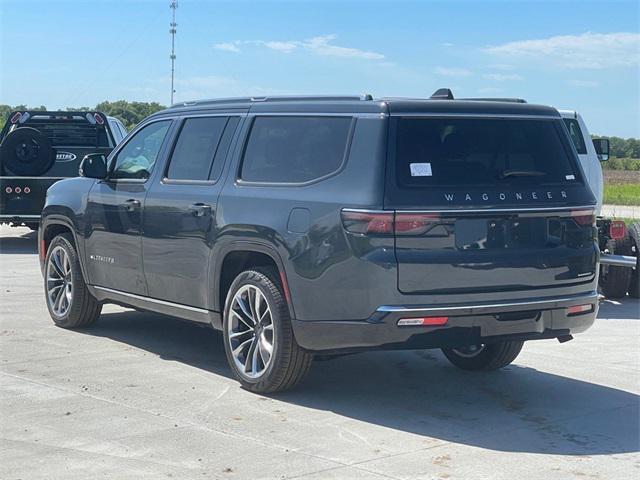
442;340;524;371
222;268;312;393
600;233;633;299
45;233;101;328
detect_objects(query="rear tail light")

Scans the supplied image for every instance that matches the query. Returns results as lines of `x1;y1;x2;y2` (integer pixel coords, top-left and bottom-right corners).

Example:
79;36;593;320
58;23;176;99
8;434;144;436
341;210;394;235
567;304;594;316
394;213;440;235
397;316;449;326
94;113;104;125
570;209;596;226
14;187;21;194
609;220;626;240
5;187;12;194
341;209;441;236
10;112;22;124
23;187;30;194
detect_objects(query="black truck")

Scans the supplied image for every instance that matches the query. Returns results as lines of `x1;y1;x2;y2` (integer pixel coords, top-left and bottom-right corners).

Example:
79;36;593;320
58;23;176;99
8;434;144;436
0;110;127;229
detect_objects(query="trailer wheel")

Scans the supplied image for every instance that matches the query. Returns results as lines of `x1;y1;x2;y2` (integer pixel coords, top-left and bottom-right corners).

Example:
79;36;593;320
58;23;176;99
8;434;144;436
628;222;640;298
600;232;633;299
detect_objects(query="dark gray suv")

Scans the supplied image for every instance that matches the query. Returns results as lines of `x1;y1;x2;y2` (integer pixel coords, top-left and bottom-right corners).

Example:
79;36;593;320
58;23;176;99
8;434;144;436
39;91;600;392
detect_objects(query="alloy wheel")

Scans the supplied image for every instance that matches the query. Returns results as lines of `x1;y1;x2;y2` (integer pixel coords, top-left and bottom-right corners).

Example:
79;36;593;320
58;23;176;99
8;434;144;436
46;246;73;317
227;285;275;379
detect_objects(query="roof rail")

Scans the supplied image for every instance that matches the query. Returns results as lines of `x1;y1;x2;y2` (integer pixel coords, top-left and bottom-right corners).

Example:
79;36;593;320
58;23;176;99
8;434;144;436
170;94;374;109
462;97;528;104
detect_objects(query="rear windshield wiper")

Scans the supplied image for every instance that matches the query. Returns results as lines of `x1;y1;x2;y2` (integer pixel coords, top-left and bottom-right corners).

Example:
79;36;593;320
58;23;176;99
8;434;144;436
499;170;546;179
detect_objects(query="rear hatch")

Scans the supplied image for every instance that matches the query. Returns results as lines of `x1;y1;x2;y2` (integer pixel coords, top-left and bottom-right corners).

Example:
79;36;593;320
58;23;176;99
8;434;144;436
385;113;598;295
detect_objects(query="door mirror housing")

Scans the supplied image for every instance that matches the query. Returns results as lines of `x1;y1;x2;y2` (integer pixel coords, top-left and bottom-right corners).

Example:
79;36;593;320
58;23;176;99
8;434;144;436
593;138;610;162
79;153;108;179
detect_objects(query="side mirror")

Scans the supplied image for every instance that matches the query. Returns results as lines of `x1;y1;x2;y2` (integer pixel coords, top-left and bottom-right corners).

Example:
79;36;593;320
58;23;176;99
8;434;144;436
79;153;107;179
593;138;610;162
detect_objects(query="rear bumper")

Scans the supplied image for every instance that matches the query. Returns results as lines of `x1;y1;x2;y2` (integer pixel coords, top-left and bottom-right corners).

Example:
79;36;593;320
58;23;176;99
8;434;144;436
0;177;62;221
292;291;599;353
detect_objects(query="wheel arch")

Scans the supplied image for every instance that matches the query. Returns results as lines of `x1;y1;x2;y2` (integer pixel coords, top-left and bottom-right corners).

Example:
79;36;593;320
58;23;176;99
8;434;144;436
40;216;90;284
213;242;295;326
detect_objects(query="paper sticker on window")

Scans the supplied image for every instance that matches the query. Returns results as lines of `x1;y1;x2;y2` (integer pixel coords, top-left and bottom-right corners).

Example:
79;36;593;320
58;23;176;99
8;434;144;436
410;163;432;177
565;174;575;180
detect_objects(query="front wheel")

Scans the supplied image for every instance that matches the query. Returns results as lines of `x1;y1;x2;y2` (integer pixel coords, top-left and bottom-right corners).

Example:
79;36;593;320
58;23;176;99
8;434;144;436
44;233;102;328
442;340;524;371
222;268;312;393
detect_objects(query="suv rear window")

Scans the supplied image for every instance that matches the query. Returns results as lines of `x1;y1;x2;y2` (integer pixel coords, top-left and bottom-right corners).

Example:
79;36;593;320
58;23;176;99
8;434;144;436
240;116;352;183
394;117;579;188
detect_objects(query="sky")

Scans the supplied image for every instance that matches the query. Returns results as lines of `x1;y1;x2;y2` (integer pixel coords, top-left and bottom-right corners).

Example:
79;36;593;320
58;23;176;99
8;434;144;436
0;0;639;137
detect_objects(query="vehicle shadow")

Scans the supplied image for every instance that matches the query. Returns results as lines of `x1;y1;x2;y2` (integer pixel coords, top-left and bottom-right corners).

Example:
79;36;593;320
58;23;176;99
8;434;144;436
598;297;640;320
84;309;639;456
0;229;38;254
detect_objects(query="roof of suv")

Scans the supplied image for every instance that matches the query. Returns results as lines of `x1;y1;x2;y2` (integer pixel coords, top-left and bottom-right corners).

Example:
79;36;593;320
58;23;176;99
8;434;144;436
154;93;559;118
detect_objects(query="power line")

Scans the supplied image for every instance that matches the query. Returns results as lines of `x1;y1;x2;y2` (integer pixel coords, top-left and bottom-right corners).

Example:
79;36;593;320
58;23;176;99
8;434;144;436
170;1;178;105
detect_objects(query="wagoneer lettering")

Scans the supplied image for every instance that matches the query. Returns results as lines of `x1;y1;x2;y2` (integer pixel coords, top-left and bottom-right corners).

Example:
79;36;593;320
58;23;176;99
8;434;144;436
38;90;599;393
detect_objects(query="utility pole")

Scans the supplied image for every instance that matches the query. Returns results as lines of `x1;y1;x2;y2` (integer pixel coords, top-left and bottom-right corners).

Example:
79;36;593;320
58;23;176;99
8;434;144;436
170;1;178;105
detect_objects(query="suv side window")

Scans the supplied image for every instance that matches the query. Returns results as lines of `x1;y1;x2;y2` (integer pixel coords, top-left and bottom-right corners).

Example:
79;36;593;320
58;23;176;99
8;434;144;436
110;120;171;180
166;116;231;181
240;116;352;183
563;118;587;155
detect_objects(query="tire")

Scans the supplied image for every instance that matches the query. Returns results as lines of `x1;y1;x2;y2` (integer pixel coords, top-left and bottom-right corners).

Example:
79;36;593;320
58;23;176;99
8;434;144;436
0;127;55;176
44;233;101;328
222;268;312;393
628;222;640;298
599;233;633;299
442;340;524;371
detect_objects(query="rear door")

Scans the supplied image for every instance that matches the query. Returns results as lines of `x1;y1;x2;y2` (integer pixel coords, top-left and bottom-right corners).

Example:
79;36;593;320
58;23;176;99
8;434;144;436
142;114;241;308
386;115;598;295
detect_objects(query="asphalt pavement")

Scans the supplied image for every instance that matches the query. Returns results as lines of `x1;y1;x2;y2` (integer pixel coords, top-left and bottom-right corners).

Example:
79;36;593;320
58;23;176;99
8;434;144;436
1;226;638;480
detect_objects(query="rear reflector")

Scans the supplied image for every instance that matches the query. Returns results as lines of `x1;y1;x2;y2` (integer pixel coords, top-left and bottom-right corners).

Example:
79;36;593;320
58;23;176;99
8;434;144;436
397;316;448;326
609;220;626;240
567;304;594;316
341;210;394;235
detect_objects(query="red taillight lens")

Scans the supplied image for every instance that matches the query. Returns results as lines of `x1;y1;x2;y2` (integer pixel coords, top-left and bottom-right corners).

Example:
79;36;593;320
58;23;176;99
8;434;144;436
10;112;22;124
94;113;104;125
567;304;594;316
5;187;12;194
394;213;440;235
570;209;595;226
397;316;449;326
609;220;626;240
341;210;394;235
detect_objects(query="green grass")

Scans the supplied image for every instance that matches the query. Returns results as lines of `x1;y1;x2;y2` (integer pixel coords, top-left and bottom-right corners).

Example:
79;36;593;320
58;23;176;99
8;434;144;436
603;183;640;206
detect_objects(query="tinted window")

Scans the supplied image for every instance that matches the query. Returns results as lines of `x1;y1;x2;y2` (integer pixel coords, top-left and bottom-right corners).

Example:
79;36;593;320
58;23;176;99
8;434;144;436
166;117;228;180
241;116;352;183
111;120;171;180
395;118;579;188
563;118;587;155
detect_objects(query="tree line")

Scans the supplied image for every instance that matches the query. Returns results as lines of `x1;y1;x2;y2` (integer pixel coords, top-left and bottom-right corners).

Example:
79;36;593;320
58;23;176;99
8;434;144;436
1;101;638;159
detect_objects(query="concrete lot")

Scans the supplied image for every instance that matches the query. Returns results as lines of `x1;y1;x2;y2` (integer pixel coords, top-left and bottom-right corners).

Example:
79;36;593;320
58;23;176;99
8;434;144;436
1;225;638;480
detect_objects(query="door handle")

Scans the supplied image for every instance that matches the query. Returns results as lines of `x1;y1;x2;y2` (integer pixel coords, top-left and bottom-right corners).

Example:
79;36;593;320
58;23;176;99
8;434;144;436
122;199;141;212
188;203;212;217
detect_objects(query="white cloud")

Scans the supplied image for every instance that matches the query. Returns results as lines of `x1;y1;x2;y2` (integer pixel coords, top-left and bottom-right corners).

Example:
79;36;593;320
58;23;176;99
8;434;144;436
434;66;472;77
213;42;240;53
568;79;601;88
482;73;523;81
484;32;640;69
214;35;384;60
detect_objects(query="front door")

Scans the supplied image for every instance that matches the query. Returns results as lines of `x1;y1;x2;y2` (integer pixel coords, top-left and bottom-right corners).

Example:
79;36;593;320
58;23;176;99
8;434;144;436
84;119;173;295
143;115;240;308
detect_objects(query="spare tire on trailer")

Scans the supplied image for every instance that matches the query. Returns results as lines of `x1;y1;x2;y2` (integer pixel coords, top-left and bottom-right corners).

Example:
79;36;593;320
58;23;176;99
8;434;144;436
0;127;55;176
599;231;633;299
628;222;639;298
